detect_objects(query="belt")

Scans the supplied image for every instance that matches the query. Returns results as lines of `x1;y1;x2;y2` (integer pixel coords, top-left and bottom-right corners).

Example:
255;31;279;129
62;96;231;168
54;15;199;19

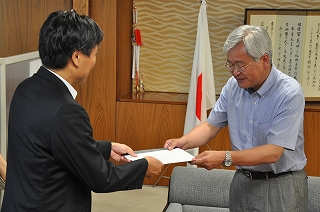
239;169;293;180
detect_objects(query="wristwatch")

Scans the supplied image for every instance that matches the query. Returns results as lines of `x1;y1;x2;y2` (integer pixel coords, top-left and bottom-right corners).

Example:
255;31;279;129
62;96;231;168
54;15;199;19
223;151;232;167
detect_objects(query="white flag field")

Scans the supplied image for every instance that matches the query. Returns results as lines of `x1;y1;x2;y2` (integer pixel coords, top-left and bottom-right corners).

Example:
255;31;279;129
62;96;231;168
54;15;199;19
184;0;216;156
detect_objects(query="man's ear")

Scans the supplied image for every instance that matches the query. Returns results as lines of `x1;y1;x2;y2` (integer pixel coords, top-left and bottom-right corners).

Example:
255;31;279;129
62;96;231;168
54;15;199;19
262;54;270;68
71;51;81;67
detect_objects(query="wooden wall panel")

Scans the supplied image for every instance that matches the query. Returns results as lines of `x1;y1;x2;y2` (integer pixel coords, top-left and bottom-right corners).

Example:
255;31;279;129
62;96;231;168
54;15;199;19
0;0;72;57
303;111;320;176
116;0;134;100
75;0;118;141
199;126;231;153
116;101;187;185
116;101;186;149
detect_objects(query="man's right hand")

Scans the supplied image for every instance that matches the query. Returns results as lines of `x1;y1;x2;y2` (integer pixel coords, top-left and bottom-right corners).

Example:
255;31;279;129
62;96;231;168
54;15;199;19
144;156;164;178
164;138;186;150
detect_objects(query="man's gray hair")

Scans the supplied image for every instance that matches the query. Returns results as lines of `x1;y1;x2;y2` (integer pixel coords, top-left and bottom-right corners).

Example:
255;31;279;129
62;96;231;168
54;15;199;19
223;25;273;64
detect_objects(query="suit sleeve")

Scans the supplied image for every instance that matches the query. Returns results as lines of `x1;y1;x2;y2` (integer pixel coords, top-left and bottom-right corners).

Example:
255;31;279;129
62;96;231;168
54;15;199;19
51;102;148;192
96;140;111;160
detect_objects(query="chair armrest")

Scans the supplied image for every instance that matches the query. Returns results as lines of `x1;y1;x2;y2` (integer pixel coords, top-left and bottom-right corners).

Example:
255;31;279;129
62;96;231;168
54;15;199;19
164;203;183;212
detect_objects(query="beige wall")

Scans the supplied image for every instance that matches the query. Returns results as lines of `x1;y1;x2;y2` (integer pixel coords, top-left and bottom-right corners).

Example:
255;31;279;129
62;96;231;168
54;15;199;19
134;0;320;93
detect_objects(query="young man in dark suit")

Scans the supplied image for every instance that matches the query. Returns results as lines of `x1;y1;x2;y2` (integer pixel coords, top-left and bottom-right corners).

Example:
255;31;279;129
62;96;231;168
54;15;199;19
2;10;163;211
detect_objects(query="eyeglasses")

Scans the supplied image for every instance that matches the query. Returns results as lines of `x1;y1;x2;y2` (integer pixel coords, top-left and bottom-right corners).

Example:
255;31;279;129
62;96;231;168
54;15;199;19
225;60;254;73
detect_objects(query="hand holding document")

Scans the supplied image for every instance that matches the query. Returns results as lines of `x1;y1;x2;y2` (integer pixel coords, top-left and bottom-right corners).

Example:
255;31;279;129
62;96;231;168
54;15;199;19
124;148;194;164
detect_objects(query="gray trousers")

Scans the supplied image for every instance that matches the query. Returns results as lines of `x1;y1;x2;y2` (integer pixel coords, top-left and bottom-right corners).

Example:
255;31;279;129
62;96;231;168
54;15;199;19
229;169;308;212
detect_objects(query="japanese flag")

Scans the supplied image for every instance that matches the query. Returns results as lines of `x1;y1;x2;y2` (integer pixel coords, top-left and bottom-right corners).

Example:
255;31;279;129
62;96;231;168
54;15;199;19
184;0;216;156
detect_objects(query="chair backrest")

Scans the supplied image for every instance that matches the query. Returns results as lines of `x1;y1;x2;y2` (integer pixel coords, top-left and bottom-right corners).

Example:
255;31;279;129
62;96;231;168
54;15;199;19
168;166;235;208
307;176;320;212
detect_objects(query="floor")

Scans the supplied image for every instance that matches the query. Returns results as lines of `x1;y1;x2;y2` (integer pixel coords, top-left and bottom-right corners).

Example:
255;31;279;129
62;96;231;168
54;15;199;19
91;185;168;212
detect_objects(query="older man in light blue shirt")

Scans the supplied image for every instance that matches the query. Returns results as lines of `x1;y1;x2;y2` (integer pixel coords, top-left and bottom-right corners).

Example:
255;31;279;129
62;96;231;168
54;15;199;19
208;63;306;174
165;25;307;212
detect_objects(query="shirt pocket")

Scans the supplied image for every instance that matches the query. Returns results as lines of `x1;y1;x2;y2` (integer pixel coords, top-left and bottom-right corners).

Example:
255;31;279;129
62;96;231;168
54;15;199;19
254;122;272;145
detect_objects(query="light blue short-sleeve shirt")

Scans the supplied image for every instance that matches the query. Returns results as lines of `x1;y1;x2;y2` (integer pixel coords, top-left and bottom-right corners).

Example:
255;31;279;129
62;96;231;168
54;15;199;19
207;64;306;173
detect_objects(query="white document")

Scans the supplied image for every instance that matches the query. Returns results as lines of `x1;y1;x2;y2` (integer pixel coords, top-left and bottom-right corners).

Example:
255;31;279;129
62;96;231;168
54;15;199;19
125;148;194;164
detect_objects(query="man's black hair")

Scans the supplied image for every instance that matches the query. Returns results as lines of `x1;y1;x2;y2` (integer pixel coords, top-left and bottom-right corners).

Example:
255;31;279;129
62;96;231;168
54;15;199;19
38;10;104;69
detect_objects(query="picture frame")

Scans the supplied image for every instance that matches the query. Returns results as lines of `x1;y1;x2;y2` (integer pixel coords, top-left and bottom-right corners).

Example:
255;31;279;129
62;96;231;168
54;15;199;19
245;9;320;101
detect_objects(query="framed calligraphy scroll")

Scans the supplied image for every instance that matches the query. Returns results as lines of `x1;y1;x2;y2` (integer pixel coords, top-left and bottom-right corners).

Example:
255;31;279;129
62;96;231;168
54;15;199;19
245;9;320;101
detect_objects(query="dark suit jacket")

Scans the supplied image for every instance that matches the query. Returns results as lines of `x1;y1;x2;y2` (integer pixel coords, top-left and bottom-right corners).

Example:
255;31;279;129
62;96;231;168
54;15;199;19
1;67;148;212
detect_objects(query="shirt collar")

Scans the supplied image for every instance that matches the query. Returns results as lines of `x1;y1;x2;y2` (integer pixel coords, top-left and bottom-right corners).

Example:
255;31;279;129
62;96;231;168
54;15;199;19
256;63;277;97
246;63;277;97
44;67;78;99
